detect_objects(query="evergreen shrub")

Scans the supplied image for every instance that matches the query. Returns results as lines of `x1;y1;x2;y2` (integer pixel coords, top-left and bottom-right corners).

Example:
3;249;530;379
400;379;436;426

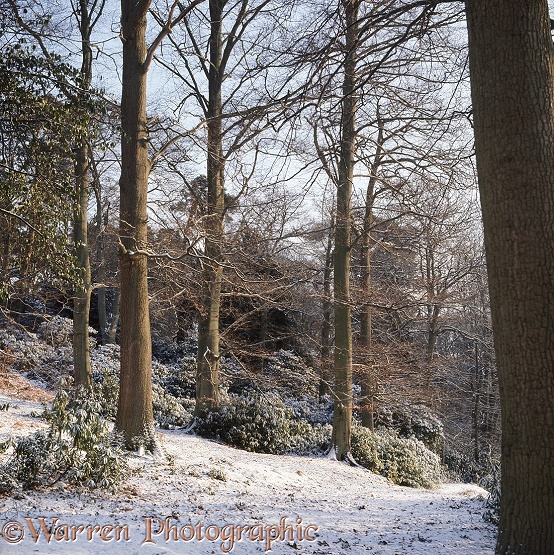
374;404;444;453
351;425;443;488
195;393;331;455
0;383;128;494
90;345;195;427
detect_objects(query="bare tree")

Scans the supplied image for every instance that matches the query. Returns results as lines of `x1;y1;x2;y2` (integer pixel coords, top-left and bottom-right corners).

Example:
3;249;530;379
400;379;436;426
70;0;107;387
117;0;202;447
151;0;303;415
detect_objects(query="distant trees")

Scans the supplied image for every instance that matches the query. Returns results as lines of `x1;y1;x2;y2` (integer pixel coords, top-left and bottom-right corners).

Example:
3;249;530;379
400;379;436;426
151;0;306;415
0;0;508;493
304;0;468;459
466;0;554;553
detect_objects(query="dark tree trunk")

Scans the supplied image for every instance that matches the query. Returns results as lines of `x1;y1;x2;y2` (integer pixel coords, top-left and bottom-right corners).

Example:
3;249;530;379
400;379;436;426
465;1;554;552
195;0;225;416
332;0;359;460
116;0;155;448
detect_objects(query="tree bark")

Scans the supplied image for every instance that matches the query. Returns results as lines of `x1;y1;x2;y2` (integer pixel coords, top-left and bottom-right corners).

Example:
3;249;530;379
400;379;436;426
107;287;120;344
116;0;155;448
195;0;225;416
359;120;382;431
72;0;96;388
73;142;92;387
465;1;554;552
319;215;334;401
332;0;358;460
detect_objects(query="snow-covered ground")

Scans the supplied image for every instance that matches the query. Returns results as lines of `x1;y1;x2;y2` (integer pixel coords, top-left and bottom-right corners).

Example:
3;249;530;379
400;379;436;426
0;391;496;555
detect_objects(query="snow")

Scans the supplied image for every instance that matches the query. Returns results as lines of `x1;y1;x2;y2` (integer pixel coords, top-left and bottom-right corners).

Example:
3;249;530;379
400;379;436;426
0;393;496;555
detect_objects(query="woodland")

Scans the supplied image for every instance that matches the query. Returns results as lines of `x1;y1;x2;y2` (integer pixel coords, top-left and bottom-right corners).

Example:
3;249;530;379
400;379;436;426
0;1;553;554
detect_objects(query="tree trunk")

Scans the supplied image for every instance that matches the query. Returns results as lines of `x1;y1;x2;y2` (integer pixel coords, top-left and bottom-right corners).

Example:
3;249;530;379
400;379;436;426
465;1;554;552
332;0;358;460
319;216;333;401
359;120;382;431
71;0;96;387
195;0;225;416
73;142;92;387
94;179;109;346
472;339;481;464
107;287;120;344
426;302;440;362
116;0;155;448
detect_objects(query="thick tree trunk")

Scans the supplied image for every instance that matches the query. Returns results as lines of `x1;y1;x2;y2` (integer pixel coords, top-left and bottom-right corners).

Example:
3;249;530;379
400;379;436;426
332;0;358;460
195;0;225;416
116;0;155;448
465;1;554;553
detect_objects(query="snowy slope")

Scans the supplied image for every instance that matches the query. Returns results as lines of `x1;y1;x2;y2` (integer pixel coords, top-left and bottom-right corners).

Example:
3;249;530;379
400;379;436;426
0;393;496;555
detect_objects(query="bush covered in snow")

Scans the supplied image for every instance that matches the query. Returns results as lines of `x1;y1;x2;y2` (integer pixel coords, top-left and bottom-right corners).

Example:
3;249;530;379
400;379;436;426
152;358;196;401
374;404;444;453
90;344;195;427
262;350;319;398
38;315;97;349
351;425;444;488
152;383;195;428
284;394;333;425
0;326;72;384
196;392;331;455
0;383;128;494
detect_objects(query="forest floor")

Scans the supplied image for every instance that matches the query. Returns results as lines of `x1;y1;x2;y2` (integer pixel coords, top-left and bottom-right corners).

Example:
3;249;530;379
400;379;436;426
0;374;497;555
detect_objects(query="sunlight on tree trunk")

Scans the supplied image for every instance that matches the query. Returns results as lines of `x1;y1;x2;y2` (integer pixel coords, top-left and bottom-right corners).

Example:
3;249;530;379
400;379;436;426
466;1;554;552
73;141;92;387
195;0;225;416
116;0;155;449
332;0;359;461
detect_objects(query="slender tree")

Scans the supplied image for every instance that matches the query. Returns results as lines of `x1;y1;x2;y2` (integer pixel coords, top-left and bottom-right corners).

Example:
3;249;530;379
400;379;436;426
71;0;107;387
194;0;227;414
465;1;554;553
332;0;359;460
154;0;296;415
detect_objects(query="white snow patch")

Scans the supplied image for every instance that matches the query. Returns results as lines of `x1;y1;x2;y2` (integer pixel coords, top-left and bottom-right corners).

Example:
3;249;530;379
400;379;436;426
0;394;496;554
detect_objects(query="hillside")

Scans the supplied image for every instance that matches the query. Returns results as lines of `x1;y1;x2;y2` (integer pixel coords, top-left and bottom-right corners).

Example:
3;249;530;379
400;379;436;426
0;389;496;555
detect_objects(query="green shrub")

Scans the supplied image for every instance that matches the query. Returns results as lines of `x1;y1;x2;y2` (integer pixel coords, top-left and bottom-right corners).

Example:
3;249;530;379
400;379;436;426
350;425;383;474
152;383;194;429
196;393;330;455
351;426;443;488
0;383;128;494
374;404;444;453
